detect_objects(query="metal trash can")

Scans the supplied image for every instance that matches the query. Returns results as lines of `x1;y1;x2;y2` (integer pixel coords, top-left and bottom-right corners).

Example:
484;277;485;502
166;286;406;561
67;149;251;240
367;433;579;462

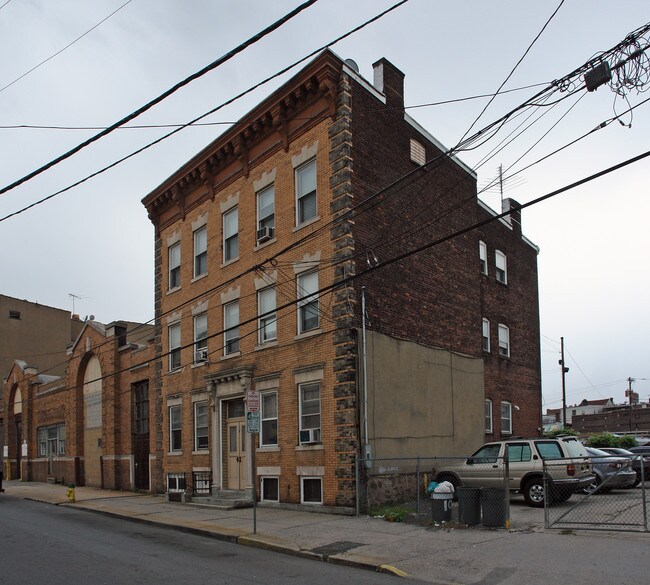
431;492;453;523
457;487;481;525
480;487;508;527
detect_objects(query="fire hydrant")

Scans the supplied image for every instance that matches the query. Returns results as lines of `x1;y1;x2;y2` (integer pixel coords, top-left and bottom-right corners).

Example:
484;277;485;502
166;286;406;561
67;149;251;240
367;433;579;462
66;483;76;502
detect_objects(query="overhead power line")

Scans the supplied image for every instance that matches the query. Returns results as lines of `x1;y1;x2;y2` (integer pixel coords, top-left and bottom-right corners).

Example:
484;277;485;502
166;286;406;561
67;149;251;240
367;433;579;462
0;0;134;94
0;0;321;197
0;81;551;131
0;0;410;223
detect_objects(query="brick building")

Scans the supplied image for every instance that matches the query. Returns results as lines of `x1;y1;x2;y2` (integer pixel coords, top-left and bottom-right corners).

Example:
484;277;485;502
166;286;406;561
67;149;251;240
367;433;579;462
2;320;156;490
142;51;541;510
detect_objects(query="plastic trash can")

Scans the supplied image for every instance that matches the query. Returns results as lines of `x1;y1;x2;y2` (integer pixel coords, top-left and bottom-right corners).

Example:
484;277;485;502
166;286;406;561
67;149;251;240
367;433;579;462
431;492;453;522
480;487;508;527
457;487;481;525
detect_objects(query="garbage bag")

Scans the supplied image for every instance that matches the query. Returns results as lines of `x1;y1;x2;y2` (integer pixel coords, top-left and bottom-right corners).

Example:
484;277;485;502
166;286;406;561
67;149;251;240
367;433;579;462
433;481;455;494
426;481;439;494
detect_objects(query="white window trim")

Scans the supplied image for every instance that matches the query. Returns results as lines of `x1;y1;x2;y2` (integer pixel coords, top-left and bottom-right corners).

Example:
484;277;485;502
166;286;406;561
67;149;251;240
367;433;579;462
193;400;209;452
479;240;488;275
168;242;181;290
498;324;510;358
501;401;512;435
223;207;239;264
169;404;182;453
298;381;321;444
193;313;208;364
223;300;240;356
168;323;181;371
258;286;277;345
482;318;490;353
295;159;317;227
260;391;278;447
260;476;280;502
300;476;323;505
495;250;507;284
297;270;320;334
193;226;207;279
485;399;493;434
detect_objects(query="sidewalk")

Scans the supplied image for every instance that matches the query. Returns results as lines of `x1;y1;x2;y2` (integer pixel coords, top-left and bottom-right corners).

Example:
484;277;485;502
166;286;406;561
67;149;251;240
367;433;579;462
3;480;649;584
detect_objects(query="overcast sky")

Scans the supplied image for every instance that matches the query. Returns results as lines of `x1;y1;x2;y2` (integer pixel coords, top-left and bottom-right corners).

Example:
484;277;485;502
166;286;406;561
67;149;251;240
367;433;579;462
1;0;649;412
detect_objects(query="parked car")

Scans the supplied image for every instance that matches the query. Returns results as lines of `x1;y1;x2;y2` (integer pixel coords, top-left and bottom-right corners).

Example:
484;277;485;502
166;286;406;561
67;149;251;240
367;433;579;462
583;447;637;492
628;446;650;483
599;447;650;487
433;436;594;508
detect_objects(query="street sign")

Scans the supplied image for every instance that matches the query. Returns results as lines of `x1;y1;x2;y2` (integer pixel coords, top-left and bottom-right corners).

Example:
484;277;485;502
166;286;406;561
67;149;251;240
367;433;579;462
247;411;260;434
246;389;260;413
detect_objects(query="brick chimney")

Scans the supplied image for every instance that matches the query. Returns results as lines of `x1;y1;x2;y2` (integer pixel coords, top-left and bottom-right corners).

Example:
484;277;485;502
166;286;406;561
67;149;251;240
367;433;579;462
502;198;522;236
372;58;405;110
106;321;128;347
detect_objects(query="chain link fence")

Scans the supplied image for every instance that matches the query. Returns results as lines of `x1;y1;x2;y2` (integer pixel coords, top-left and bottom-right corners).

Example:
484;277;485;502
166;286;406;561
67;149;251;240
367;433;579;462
357;456;510;527
545;454;649;532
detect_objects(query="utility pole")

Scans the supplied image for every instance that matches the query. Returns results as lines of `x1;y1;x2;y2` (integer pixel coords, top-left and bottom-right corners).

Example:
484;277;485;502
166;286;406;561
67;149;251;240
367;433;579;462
628;377;634;432
559;337;569;427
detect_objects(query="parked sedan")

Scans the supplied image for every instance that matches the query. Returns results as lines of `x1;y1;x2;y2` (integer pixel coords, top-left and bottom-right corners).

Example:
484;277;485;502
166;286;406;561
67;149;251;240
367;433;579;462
585;447;637;493
599;447;650;487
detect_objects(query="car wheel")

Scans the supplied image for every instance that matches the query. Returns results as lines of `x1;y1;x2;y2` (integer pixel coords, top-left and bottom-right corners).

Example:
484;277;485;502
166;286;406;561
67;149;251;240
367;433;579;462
632;473;641;488
523;478;545;508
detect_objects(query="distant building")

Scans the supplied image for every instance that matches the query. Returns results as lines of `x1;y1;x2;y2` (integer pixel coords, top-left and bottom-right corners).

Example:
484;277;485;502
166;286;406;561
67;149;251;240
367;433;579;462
2;320;155;489
546;398;614;426
573;401;650;435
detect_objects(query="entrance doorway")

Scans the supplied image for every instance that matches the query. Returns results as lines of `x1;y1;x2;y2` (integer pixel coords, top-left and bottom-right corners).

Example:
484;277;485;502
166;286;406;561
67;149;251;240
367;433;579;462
226;398;246;490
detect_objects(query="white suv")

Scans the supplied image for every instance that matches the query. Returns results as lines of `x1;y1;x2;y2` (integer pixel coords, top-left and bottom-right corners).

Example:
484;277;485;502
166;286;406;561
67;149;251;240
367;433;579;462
434;436;594;507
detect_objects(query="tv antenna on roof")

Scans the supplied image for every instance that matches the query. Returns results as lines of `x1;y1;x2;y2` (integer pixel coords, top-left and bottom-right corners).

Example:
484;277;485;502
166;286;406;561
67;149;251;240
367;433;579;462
68;292;83;314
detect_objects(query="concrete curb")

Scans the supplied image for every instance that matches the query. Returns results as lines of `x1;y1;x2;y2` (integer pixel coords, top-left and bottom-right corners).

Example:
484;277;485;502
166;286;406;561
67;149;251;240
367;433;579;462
29;496;400;577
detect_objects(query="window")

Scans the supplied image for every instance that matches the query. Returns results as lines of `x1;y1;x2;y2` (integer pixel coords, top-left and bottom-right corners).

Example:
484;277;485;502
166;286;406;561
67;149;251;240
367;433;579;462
257;185;275;242
261;477;279;502
223;301;240;355
258;287;277;343
133;381;149;435
471;443;500;464
38;424;65;457
485;399;493;434
507;443;531;462
194;401;209;451
495;250;507;284
169;243;181;289
410;138;426;165
301;477;322;504
482;318;490;353
261;392;278;446
534;440;563;460
223;207;238;262
501;401;512;434
498;324;510;357
169;323;181;371
297;270;319;333
169;405;182;452
299;382;321;444
193;227;207;278
9;310;21;319
194;313;208;363
296;159;317;225
167;473;186;492
479;240;488;275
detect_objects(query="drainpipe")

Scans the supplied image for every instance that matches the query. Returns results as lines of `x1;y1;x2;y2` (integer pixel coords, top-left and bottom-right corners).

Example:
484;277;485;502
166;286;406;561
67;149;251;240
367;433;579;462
361;287;370;464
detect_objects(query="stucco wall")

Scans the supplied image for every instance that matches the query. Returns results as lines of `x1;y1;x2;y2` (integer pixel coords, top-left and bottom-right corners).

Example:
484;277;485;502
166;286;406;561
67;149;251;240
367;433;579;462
365;330;484;458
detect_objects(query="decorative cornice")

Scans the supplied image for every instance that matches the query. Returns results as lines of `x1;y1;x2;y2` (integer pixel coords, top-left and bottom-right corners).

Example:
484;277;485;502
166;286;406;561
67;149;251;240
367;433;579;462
142;50;343;225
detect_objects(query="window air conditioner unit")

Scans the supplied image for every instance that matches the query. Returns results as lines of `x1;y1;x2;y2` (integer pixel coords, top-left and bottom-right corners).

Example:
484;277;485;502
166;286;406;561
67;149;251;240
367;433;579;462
256;226;274;243
299;428;321;444
195;349;208;363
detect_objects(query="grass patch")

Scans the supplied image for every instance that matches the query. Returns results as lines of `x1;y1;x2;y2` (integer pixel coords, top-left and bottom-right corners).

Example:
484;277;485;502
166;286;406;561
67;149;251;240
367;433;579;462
369;505;412;522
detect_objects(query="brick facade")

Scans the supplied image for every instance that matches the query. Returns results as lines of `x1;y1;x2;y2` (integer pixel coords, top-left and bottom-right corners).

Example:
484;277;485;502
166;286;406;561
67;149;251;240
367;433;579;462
142;50;541;510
